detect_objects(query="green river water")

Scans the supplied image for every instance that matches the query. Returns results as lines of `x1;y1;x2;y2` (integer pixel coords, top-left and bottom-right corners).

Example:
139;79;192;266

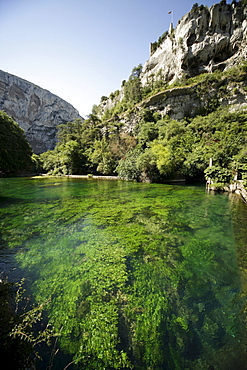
1;177;247;369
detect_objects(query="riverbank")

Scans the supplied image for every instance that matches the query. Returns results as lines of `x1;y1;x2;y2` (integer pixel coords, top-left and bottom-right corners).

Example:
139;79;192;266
35;173;119;180
33;174;247;203
207;179;247;203
68;174;119;180
235;181;247;204
35;173;189;183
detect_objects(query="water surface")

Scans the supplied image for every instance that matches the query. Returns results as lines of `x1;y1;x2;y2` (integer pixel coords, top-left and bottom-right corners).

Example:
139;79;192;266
1;177;247;369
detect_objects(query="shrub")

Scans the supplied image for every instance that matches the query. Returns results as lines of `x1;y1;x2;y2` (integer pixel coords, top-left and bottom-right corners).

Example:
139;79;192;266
204;165;233;184
116;149;142;180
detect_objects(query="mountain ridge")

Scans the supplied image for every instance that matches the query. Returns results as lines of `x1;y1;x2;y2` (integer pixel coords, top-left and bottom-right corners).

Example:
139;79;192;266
0;69;82;154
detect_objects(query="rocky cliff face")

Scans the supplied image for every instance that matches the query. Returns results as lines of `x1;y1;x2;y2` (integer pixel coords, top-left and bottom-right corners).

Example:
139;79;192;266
141;2;247;85
97;2;247;121
97;1;247;124
116;80;247;131
0;70;82;153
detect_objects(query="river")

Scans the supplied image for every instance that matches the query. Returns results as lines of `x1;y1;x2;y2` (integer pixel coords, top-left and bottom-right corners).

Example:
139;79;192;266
1;177;247;369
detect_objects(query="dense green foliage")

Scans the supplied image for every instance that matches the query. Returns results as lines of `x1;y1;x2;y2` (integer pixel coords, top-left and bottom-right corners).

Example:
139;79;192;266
1;178;247;369
0;111;33;175
116;108;247;184
40;116;136;176
38;60;247;187
39;107;247;187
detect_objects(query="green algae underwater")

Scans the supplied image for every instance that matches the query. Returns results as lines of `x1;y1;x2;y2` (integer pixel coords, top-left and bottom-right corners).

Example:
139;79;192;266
1;177;247;369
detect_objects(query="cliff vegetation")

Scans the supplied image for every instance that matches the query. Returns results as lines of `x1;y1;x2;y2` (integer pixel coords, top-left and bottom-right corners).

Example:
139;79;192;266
39;60;247;189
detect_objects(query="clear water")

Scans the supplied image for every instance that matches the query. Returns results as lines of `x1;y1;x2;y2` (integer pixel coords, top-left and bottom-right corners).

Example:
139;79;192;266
1;177;247;369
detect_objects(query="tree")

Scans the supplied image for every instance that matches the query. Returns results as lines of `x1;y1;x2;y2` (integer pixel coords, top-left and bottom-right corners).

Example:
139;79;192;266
124;65;143;104
116;149;142;180
136;149;160;182
86;139;116;175
204;165;232;185
150;141;174;176
130;64;142;79
137;121;159;147
40;141;87;175
191;3;199;13
0;111;33;175
40;117;105;175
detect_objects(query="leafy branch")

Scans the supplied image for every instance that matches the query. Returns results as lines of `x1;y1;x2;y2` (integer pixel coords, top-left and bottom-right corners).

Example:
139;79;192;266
9;279;59;361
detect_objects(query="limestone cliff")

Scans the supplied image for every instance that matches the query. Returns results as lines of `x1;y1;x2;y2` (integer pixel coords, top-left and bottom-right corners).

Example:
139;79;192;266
141;1;247;85
0;70;82;153
97;1;247;121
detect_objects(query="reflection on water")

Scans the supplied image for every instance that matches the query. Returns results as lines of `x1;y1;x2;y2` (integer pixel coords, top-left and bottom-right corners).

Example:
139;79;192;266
1;177;247;369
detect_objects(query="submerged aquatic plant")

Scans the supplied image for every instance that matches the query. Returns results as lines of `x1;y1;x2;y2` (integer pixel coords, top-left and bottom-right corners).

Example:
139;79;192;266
0;177;247;369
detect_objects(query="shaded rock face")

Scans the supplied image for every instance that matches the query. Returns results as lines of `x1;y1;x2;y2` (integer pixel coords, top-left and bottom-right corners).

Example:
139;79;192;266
141;2;247;85
0;70;82;153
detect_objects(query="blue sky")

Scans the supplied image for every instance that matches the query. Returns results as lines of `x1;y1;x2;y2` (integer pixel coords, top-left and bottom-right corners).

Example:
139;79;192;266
1;0;220;117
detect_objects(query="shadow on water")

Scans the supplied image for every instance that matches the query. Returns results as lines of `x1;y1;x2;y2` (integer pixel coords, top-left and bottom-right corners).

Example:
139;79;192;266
0;230;20;281
0;195;24;206
0;234;76;370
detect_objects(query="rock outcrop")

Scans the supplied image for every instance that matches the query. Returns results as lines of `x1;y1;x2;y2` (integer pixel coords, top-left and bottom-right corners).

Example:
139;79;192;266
96;1;247;124
0;70;82;153
141;2;247;85
97;2;247;121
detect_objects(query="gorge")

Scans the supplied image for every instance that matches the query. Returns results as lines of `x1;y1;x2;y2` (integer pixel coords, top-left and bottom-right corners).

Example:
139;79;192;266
1;1;247;369
0;69;82;154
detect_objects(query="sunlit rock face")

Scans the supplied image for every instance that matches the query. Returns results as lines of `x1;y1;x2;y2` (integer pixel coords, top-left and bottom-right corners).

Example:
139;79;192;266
0;70;82;153
97;2;247;120
141;2;247;85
